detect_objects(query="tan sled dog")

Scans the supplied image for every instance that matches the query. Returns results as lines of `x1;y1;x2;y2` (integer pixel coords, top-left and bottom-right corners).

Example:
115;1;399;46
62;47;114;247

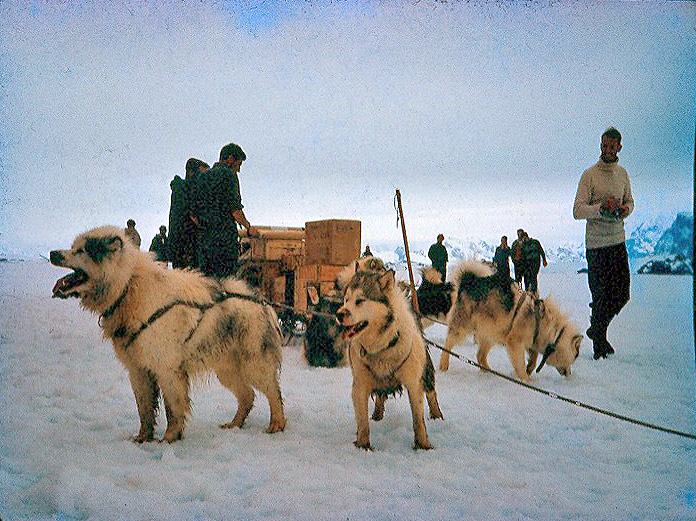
337;268;443;450
439;260;582;380
50;226;286;442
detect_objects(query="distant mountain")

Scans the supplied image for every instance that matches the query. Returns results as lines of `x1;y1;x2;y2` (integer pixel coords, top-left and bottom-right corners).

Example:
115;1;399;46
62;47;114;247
374;213;692;268
386;237;586;265
625;214;674;258
653;213;693;260
637;256;693;275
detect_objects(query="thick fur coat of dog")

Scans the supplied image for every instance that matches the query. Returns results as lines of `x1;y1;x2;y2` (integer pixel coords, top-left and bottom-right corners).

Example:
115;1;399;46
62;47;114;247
337;268;443;450
416;267;454;329
50;226;286;442
439;260;582;380
304;256;389;368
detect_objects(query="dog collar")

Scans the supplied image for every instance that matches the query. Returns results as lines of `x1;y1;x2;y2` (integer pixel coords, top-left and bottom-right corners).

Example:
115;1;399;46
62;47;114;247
536;326;565;373
99;284;130;325
359;331;401;358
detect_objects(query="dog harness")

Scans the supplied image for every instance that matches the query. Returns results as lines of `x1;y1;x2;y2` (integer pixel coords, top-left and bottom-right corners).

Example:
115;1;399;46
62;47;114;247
98;284;130;326
359;331;400;358
105;284;270;350
506;291;566;374
535;327;566;373
356;330;414;384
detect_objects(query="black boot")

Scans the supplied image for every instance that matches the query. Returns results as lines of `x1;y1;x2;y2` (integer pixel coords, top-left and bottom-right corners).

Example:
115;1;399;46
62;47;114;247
587;312;613;360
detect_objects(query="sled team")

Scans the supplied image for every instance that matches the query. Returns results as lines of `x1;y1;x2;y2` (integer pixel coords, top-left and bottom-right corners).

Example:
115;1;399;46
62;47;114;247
50;127;633;450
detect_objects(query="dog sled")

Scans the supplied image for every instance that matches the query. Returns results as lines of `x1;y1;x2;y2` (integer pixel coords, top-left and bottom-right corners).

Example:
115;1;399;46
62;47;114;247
237;220;361;343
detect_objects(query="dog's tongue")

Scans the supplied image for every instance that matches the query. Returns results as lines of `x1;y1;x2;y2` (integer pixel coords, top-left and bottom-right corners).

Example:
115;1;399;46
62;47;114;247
52;275;71;297
52;273;81;298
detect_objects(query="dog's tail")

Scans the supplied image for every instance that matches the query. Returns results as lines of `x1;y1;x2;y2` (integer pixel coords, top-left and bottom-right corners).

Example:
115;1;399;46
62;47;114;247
454;261;515;313
416;278;455;319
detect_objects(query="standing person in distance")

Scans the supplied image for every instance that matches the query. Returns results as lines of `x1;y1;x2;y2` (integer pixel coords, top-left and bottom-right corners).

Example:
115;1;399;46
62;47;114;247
124;219;141;249
510;229;526;289
427;234;449;283
149;225;169;263
493;235;512;280
521;232;547;296
573;126;634;360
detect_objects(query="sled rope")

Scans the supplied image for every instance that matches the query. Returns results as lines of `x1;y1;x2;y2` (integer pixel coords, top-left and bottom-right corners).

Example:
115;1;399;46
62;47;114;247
422;336;696;441
115;285;696;441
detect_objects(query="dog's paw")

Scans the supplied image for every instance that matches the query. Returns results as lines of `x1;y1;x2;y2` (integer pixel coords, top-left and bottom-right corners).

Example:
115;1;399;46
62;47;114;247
220;420;244;429
265;418;287;434
132;433;154;444
161;429;183;443
354;440;373;451
413;440;434;450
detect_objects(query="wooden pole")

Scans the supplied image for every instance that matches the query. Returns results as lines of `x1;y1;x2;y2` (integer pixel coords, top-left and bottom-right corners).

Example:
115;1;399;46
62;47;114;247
395;189;420;317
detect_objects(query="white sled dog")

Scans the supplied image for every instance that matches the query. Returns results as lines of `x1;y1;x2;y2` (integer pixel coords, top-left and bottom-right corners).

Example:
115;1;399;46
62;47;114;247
335;256;387;291
337;267;443;450
439;260;582;380
50;226;286;442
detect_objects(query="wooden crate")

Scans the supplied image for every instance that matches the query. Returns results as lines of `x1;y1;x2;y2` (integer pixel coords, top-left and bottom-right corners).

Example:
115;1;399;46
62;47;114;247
272;275;286;304
293;276;308;311
256;262;282;303
297;263;346;282
319;281;336;296
247;238;304;261
305;219;361;265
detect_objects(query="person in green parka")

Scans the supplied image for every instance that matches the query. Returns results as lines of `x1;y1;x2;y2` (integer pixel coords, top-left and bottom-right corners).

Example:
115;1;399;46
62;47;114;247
521;232;547;295
168;158;209;269
149;225;169;263
192;143;258;279
427;234;448;283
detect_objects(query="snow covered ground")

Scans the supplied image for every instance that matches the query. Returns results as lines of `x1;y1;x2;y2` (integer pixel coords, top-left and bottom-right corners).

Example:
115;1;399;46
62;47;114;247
1;260;694;521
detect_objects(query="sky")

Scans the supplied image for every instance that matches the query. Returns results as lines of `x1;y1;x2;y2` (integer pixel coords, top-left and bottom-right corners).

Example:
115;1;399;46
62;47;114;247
0;0;694;254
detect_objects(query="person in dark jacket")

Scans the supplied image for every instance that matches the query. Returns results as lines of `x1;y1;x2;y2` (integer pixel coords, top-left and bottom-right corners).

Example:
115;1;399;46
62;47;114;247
510;228;525;288
192;143;258;278
168;158;209;269
124;219;141;249
149;225;169;263
492;235;511;280
521;232;547;295
427;234;448;282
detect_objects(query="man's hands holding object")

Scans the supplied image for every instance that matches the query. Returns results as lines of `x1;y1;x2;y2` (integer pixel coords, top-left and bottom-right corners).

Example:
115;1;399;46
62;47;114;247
600;197;628;219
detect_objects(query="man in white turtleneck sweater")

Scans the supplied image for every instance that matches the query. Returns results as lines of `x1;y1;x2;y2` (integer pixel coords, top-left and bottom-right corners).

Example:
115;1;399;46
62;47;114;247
573;127;634;360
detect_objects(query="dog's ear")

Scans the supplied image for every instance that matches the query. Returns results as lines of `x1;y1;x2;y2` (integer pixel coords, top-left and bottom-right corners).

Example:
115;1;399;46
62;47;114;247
378;269;395;292
84;236;123;264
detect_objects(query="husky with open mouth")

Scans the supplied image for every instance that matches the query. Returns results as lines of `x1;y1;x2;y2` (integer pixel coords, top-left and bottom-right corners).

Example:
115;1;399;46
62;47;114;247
337;267;443;450
50;226;286;442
